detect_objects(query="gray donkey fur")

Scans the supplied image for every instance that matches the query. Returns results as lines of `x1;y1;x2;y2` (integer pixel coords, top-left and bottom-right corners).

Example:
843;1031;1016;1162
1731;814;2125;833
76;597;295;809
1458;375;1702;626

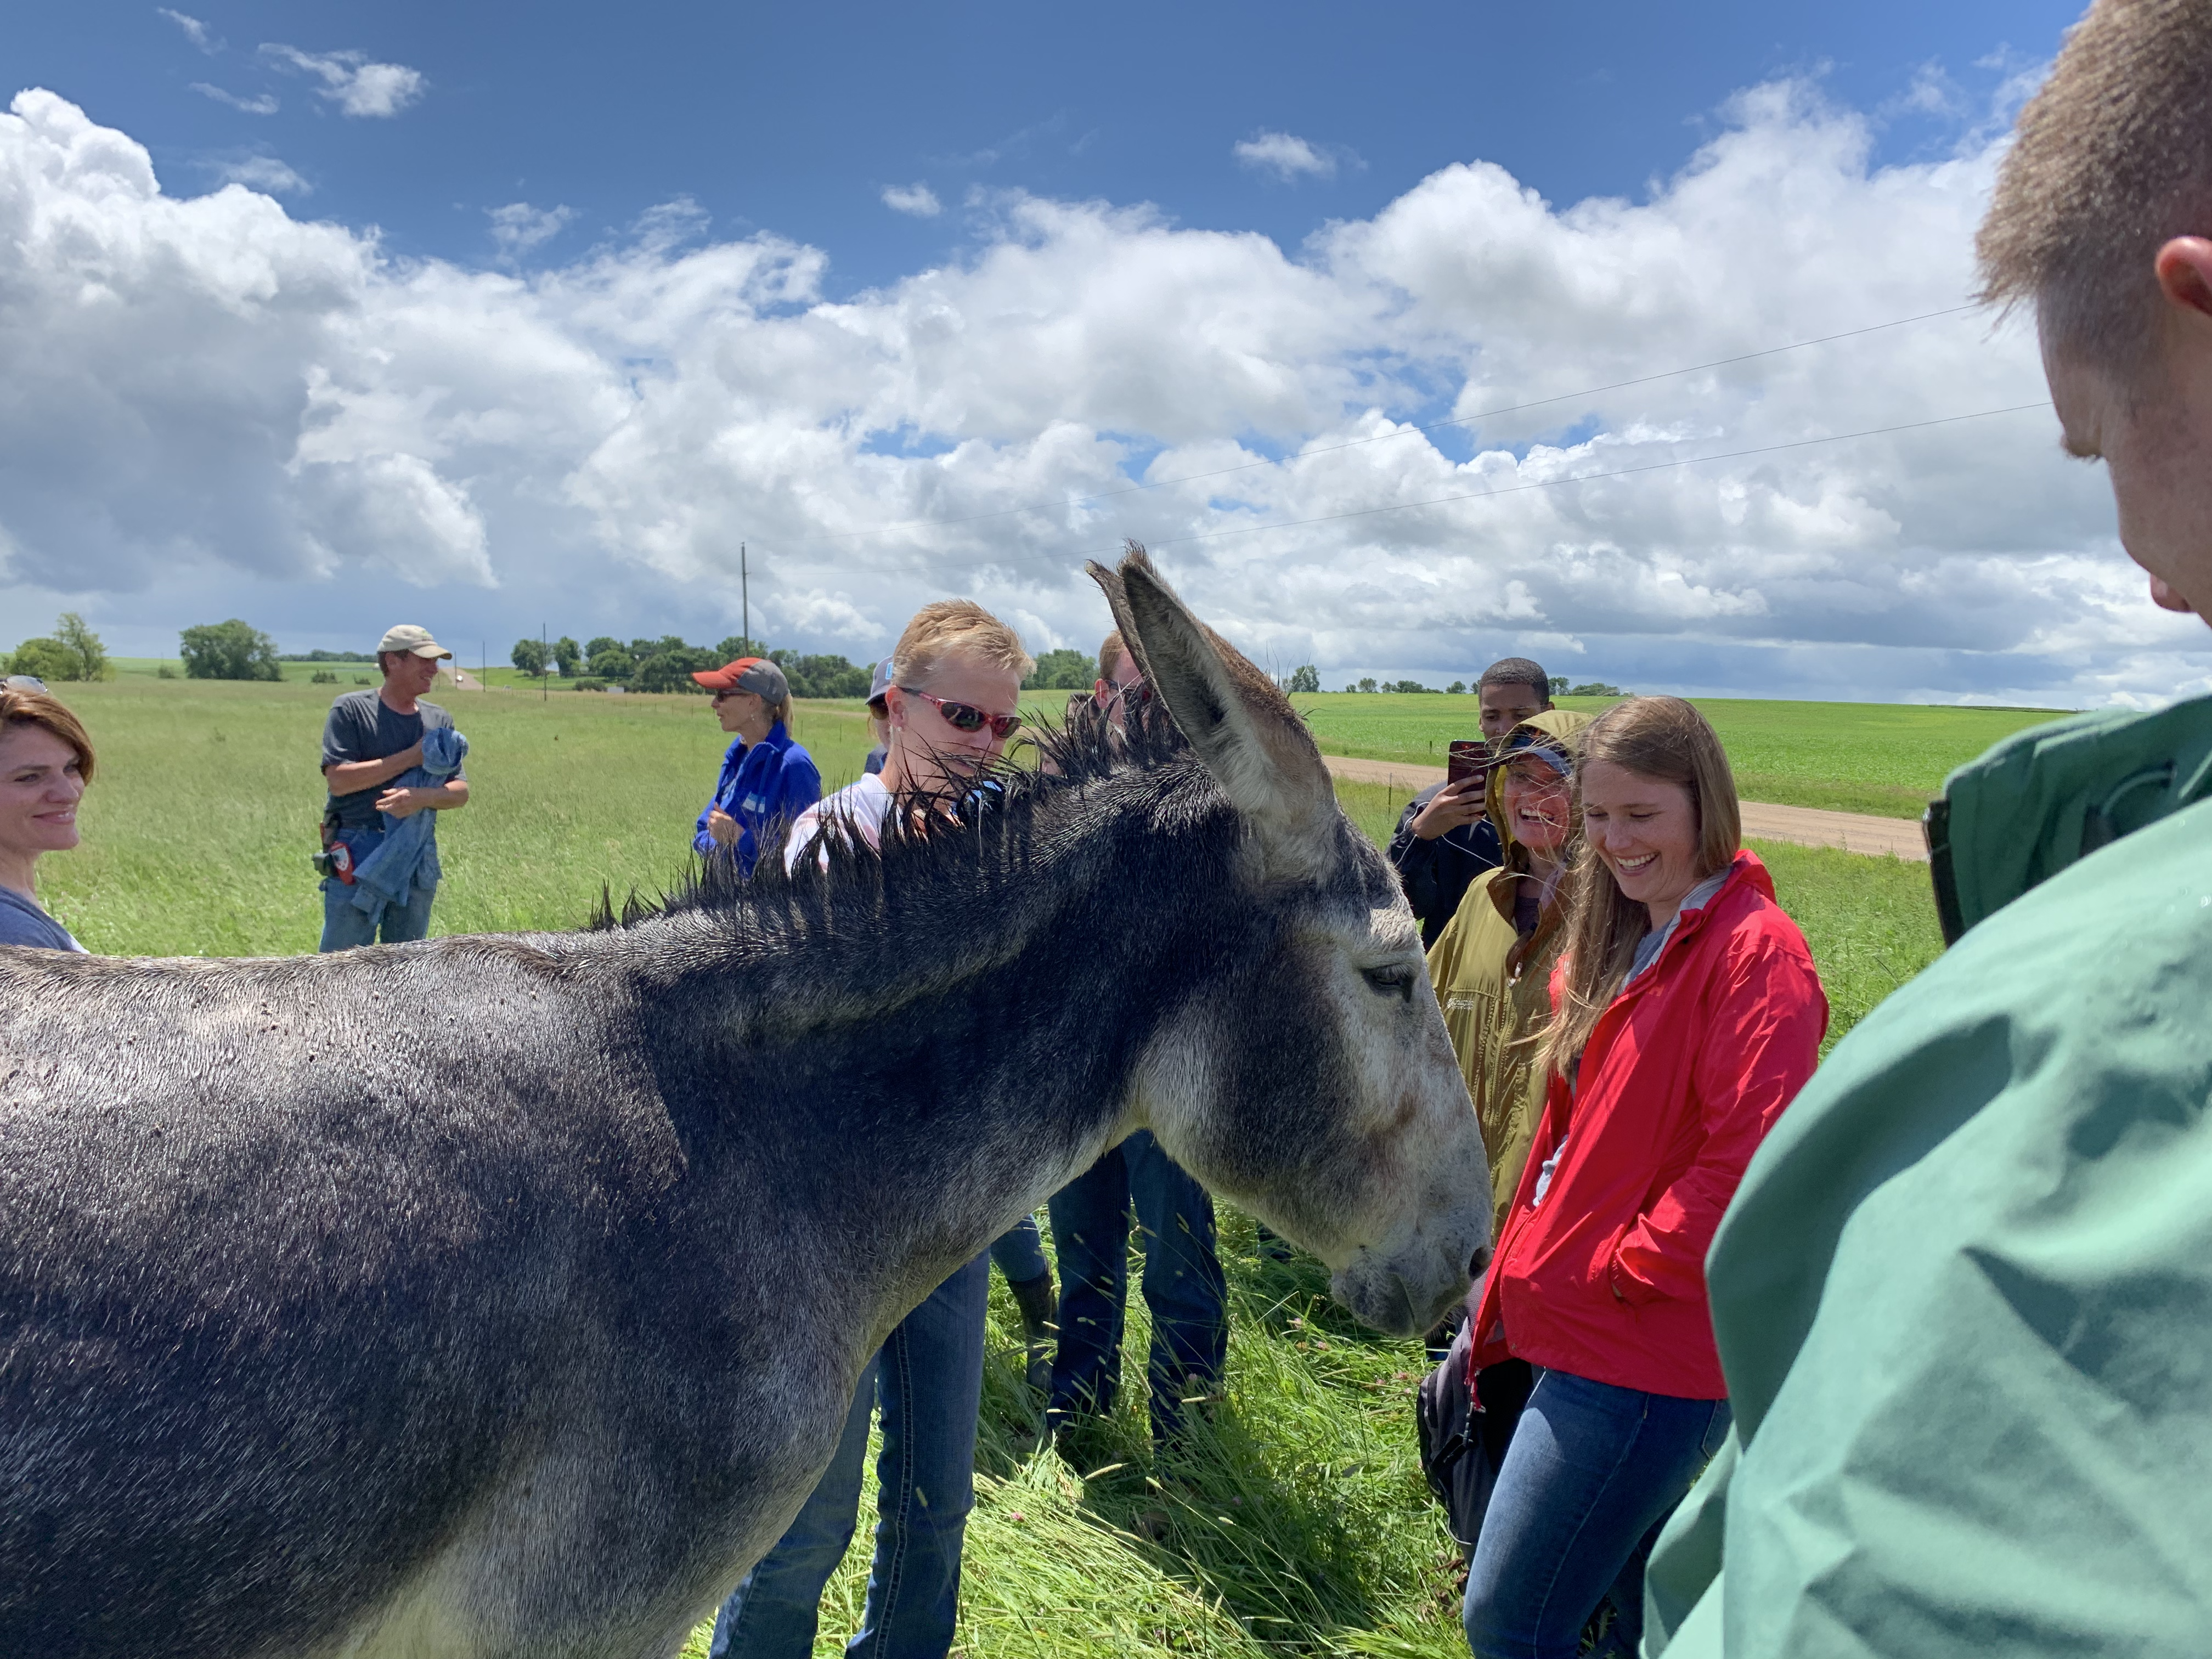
0;551;1491;1659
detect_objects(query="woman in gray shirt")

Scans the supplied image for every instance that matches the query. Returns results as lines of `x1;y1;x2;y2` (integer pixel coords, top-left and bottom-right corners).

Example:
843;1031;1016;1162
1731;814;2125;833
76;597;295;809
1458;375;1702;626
0;679;93;952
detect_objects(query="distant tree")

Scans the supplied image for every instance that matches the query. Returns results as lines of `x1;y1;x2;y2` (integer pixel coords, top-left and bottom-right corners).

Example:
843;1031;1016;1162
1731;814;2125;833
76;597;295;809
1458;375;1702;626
1564;681;1624;697
309;670;339;685
714;635;769;664
584;637;632;679
633;651;690;693
53;613;110;681
1550;676;1573;697
1446;680;1467;694
511;639;549;676
769;650;872;699
179;620;281;681
278;650;378;663
1022;648;1096;692
550;636;582;677
1386;679;1438;694
1286;664;1321;694
1357;677;1378;695
7;638;80;682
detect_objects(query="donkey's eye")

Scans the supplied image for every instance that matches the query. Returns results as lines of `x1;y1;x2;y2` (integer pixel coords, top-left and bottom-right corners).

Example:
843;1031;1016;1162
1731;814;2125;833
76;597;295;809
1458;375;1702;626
1361;963;1415;1002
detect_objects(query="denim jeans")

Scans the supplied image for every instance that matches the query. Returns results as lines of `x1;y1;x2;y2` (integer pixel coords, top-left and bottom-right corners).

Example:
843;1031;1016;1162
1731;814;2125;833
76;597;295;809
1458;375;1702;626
987;1212;1048;1286
1461;1367;1730;1659
317;875;435;951
1046;1130;1228;1449
711;1251;990;1659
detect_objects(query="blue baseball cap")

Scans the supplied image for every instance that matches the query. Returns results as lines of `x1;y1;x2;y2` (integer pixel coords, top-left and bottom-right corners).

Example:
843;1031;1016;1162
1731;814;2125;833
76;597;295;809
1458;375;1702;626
868;656;895;704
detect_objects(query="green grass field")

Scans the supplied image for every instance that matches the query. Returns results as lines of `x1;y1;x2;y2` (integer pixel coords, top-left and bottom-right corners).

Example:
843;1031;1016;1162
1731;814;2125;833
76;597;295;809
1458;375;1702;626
1293;692;2068;819
26;676;1954;1656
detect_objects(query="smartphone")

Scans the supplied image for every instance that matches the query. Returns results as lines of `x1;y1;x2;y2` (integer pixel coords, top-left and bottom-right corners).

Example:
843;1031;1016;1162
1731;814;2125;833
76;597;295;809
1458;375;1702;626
1446;739;1491;787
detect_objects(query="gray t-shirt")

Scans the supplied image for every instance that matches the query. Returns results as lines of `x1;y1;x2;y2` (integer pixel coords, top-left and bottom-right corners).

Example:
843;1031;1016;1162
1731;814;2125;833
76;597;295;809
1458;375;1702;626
0;885;84;951
320;689;464;831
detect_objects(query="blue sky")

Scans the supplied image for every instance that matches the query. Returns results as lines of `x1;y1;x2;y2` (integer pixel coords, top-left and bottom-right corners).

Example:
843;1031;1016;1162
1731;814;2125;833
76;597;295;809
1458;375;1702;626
20;0;2079;287
10;0;2205;705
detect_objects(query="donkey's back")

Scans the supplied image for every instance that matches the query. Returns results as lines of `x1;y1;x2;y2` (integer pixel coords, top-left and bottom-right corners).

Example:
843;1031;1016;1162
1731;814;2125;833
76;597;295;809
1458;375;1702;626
0;939;836;1659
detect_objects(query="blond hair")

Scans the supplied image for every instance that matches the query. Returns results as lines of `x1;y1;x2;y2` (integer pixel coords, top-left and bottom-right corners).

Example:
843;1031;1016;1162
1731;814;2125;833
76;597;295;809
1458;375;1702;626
1097;630;1129;684
889;600;1033;688
1978;0;2212;379
0;684;97;785
1538;697;1739;1077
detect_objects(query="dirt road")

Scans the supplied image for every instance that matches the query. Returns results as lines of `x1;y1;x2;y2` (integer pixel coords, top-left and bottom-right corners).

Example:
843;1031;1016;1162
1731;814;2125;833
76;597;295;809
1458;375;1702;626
1321;754;1929;862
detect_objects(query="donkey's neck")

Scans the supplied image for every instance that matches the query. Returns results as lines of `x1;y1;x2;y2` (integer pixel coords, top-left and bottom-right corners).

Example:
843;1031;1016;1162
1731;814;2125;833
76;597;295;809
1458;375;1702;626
636;772;1231;1353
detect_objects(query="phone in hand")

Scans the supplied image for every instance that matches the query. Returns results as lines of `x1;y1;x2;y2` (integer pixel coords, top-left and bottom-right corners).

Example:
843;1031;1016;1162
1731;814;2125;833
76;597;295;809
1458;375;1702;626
1446;739;1492;788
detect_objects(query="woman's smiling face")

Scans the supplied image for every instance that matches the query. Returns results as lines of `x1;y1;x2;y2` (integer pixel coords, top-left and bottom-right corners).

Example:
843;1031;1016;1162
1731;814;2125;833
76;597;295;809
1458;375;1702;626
1578;757;1702;926
0;723;86;866
1499;757;1573;855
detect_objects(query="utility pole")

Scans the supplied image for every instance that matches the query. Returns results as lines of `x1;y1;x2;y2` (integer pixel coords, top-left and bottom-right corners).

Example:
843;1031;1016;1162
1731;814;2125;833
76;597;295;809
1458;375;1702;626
541;623;548;703
741;541;750;655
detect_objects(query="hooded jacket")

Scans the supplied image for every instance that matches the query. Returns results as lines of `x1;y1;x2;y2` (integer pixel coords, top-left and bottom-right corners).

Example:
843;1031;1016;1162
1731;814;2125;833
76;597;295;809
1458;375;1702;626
1643;693;2212;1658
1425;710;1591;1231
1468;848;1827;1401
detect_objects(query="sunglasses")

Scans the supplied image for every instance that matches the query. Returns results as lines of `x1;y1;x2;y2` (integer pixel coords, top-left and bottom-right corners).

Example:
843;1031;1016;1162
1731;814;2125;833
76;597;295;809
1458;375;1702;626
1103;674;1151;710
899;686;1023;740
4;675;48;692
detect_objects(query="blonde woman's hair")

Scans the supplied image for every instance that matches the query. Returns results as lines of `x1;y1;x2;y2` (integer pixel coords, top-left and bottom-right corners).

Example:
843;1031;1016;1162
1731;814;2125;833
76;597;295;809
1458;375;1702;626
1538;696;1740;1078
889;600;1034;689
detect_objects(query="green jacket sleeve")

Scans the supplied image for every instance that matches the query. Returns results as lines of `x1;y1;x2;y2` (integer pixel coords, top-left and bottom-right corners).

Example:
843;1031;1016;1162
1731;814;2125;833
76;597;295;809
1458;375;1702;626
1648;798;2212;1656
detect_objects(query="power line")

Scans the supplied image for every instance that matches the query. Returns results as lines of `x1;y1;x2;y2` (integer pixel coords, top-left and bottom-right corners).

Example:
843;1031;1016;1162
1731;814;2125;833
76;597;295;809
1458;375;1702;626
803;399;2053;580
1114;402;2056;558
775;302;1985;548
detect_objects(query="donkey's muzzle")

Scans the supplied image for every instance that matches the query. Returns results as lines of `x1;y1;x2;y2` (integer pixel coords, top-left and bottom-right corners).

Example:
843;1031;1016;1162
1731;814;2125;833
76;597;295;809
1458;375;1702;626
1468;1244;1492;1279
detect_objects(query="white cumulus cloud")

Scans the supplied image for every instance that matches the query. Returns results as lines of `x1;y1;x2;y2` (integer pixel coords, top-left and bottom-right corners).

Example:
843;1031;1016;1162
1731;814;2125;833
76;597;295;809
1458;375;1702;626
0;79;2204;706
882;182;943;218
259;45;425;118
1234;131;1340;182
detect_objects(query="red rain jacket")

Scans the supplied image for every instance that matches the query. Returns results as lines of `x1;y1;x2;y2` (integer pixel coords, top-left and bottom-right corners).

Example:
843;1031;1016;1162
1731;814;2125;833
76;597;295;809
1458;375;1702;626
1468;850;1827;1400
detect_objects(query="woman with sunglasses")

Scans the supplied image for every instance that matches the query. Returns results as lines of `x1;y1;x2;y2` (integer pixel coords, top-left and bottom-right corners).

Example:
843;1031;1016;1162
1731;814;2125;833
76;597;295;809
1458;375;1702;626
691;656;822;878
710;599;1040;1659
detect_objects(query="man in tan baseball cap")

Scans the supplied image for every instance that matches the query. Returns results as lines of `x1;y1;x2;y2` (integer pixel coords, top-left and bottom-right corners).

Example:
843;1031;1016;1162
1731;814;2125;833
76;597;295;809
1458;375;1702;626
375;624;454;661
314;623;470;950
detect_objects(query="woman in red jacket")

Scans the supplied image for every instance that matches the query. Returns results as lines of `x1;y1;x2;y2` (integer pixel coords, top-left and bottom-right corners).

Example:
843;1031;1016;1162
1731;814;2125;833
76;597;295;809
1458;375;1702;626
1460;696;1827;1659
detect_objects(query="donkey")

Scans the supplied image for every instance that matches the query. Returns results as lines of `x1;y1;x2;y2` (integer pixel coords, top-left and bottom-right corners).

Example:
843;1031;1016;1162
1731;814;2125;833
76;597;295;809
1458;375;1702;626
0;549;1492;1659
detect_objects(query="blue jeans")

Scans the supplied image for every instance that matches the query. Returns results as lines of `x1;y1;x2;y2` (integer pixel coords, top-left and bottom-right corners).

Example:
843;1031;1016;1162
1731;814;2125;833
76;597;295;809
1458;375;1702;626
988;1212;1048;1286
1047;1130;1228;1449
1462;1367;1730;1659
318;875;435;951
712;1251;990;1659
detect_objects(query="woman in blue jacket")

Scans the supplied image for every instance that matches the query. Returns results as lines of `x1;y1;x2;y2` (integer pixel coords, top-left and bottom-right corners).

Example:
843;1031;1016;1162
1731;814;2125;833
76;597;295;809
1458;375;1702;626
691;657;821;876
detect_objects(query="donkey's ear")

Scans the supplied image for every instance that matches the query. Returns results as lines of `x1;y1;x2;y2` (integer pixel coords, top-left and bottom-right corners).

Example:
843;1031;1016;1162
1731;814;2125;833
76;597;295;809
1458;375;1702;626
1088;543;1338;879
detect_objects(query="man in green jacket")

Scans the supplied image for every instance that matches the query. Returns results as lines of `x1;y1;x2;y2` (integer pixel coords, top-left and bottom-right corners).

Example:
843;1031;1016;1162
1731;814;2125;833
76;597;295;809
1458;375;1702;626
1644;3;2212;1652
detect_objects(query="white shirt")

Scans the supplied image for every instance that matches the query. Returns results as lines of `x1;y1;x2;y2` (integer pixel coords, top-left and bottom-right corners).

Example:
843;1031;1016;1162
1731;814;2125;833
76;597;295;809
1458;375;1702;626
783;772;895;873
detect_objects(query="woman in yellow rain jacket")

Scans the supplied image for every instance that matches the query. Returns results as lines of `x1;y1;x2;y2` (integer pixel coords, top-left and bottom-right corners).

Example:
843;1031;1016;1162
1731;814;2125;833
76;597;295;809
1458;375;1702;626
1424;708;1590;1233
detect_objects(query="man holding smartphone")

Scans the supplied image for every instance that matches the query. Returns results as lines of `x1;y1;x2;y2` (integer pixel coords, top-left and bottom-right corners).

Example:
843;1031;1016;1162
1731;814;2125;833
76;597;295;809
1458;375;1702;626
1387;658;1551;946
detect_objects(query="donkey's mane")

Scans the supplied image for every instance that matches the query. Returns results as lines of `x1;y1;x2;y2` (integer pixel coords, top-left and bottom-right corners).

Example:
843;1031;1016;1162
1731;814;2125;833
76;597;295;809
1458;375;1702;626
591;698;1199;938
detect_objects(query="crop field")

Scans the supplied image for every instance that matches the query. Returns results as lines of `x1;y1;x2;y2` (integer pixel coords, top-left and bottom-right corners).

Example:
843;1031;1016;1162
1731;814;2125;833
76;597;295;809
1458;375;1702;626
26;675;1954;1656
1293;692;2068;819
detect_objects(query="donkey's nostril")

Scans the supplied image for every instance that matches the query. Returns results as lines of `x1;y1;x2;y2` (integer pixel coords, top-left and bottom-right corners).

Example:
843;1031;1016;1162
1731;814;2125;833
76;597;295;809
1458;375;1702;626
1468;1245;1492;1279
